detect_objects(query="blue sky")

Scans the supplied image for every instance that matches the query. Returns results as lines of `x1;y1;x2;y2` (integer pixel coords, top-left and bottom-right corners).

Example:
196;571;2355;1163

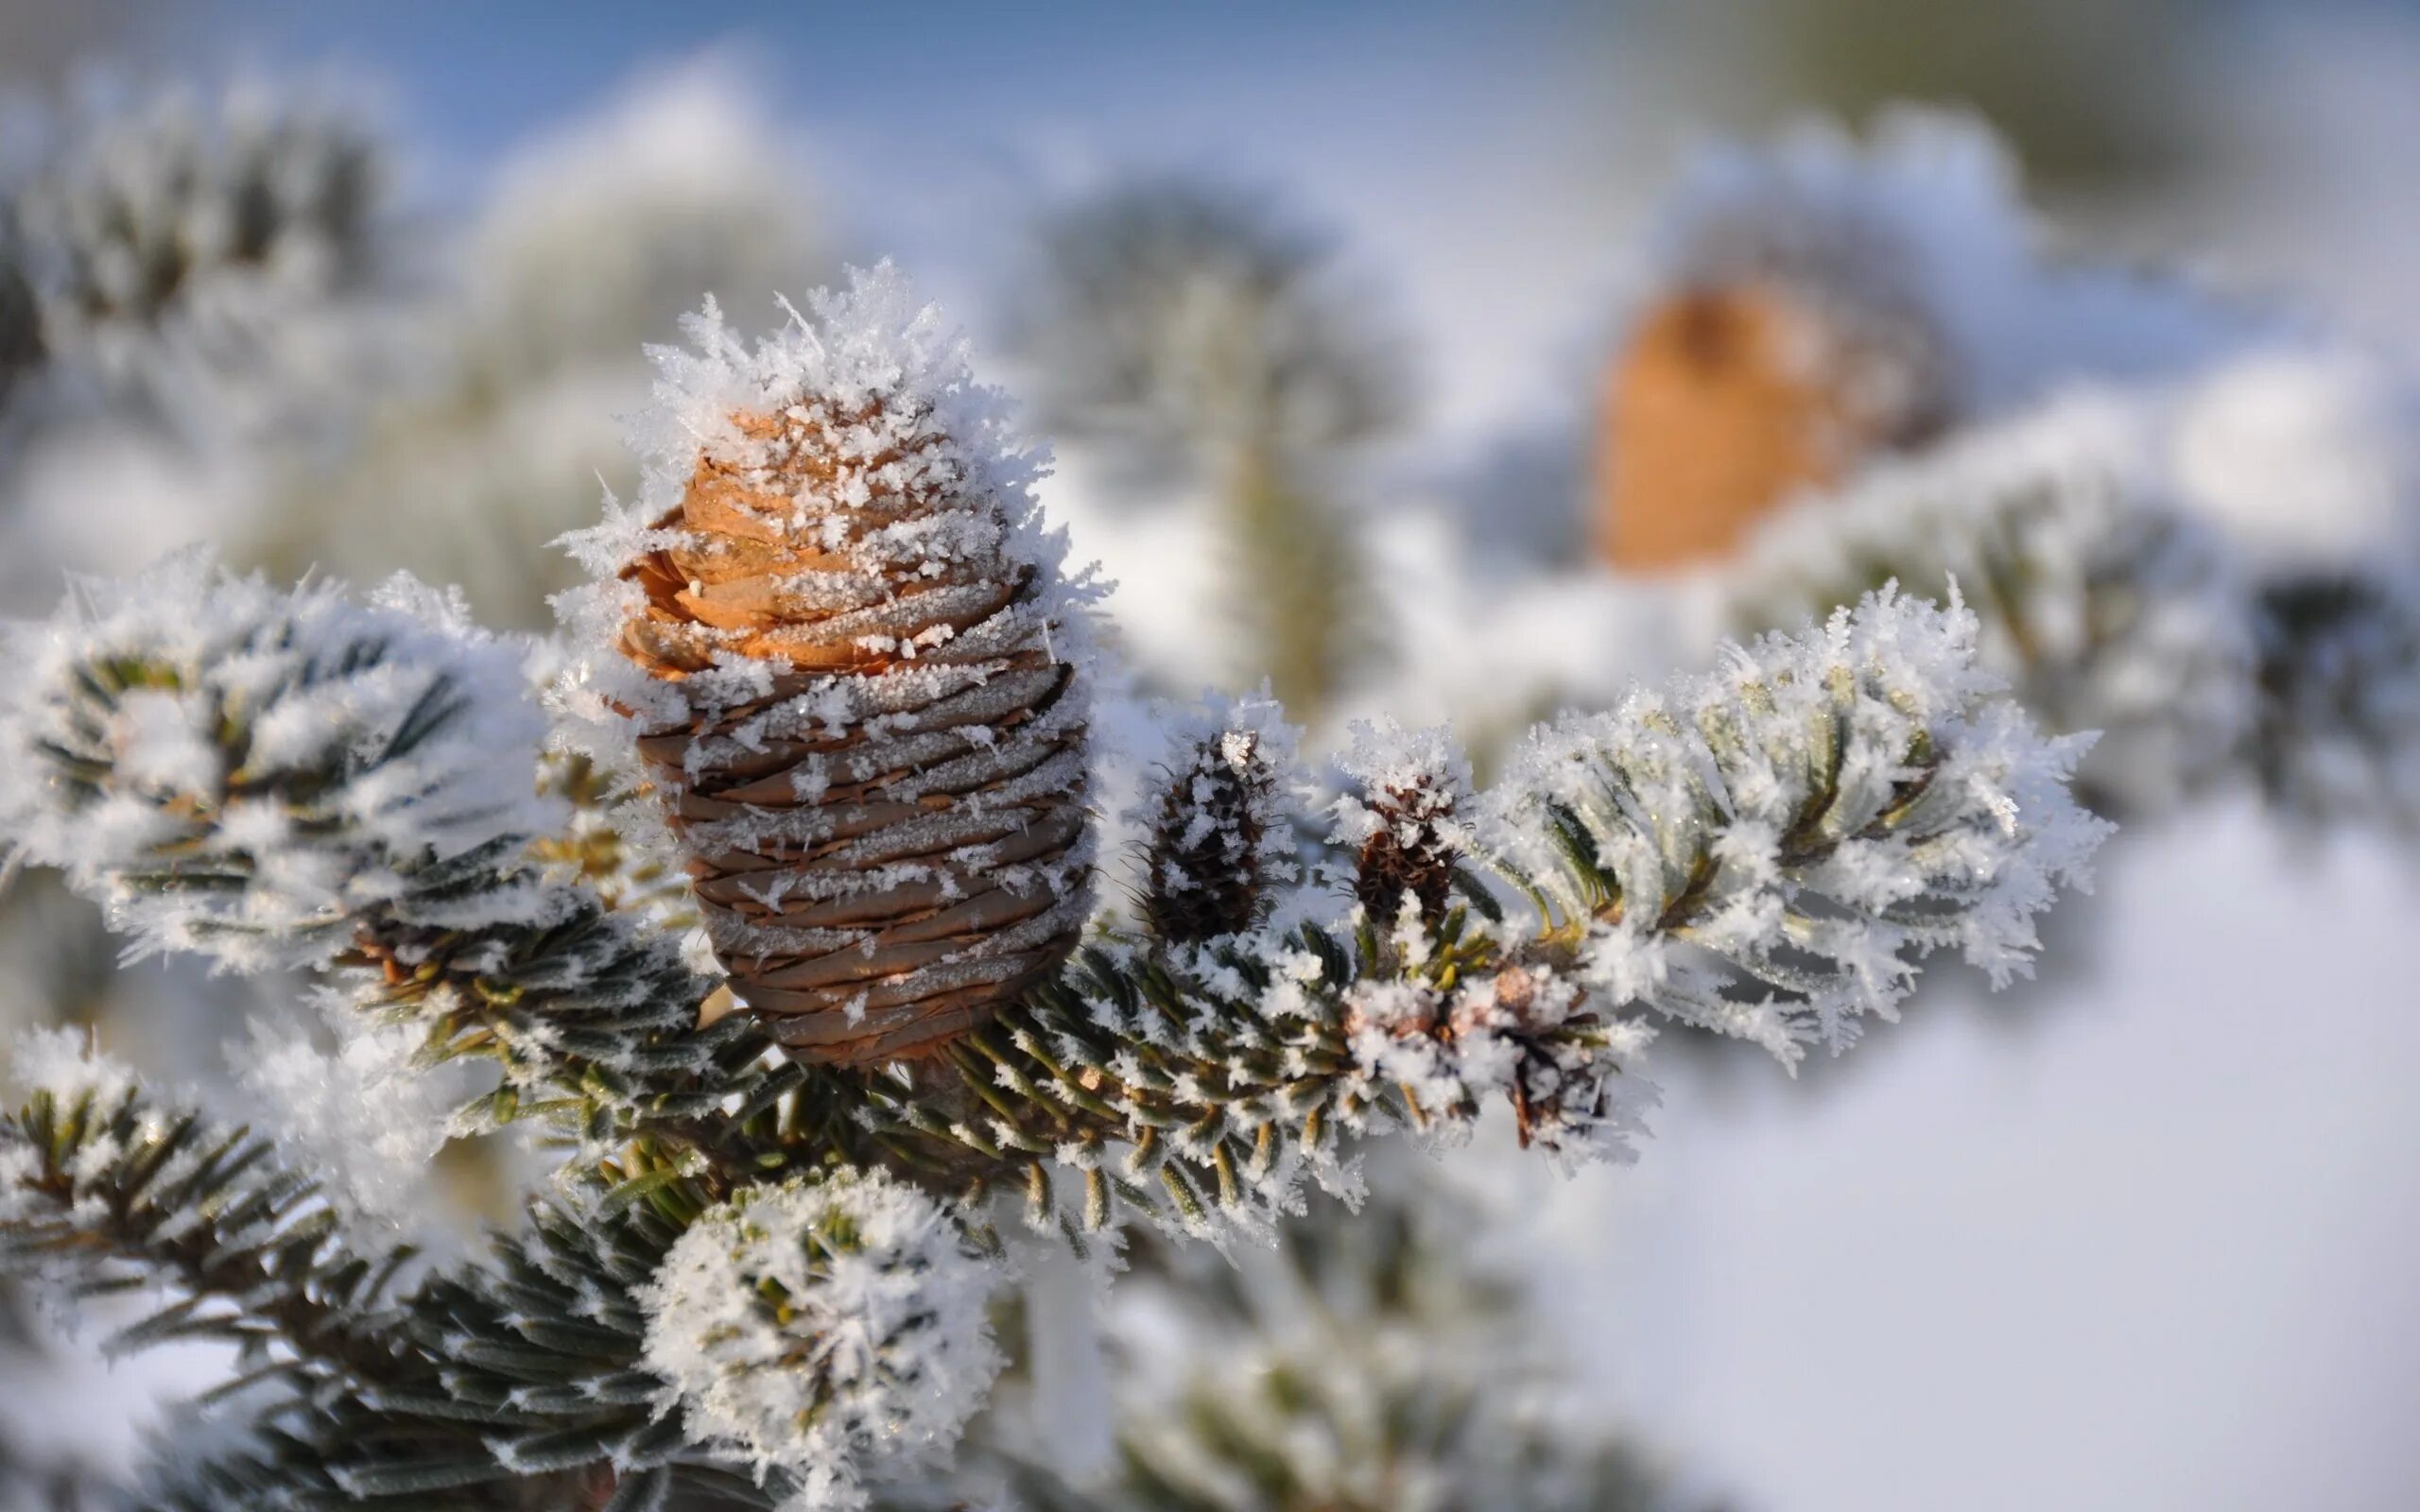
183;3;1651;449
202;2;1590;192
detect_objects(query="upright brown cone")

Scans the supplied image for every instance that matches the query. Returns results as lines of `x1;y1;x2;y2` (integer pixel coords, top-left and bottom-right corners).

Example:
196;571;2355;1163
599;274;1092;1065
1596;282;1952;573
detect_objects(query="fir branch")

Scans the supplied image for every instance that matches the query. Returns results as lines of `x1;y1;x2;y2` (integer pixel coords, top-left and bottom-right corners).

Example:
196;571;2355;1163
801;920;1640;1240
2247;570;2420;832
1726;387;2420;836
940;1186;1705;1512
1725;393;2256;816
145;1202;754;1512
1;75;389;436
0;1040;409;1397
786;591;2106;1235
0;1040;981;1510
0;554;743;1145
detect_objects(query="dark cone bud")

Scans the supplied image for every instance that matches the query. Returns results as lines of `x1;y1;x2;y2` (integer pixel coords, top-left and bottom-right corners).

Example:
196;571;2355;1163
1142;726;1297;938
1351;783;1460;927
1330;719;1474;930
1135;696;1300;946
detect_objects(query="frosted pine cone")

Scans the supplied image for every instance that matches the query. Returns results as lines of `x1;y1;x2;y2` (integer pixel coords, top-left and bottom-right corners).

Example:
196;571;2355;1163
566;267;1095;1065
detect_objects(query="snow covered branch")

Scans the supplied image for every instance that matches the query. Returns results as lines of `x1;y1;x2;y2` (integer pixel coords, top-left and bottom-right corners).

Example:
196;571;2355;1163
2247;571;2420;832
805;589;2104;1240
1725;388;2420;829
0;554;743;1145
0;1031;408;1395
0;264;2115;1509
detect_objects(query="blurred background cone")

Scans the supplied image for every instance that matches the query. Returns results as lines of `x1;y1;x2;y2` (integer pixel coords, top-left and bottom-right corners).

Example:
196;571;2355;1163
1596;280;1951;572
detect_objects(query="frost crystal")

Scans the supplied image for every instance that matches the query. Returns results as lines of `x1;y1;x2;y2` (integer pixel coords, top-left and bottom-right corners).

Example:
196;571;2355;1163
639;1169;1002;1510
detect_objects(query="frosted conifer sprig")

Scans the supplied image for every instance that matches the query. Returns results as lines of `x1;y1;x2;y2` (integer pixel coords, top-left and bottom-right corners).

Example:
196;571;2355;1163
1725;384;2420;834
559;265;1098;1067
640;1169;1001;1512
0;555;740;1141
109;1192;777;1509
1493;588;2109;1062
0;553;546;964
1726;394;2255;815
2246;571;2420;831
803;591;2103;1231
2;77;385;423
186;1200;788;1511
0;1031;409;1400
1134;690;1303;944
817;932;1655;1240
1;1043;915;1510
984;1187;1707;1512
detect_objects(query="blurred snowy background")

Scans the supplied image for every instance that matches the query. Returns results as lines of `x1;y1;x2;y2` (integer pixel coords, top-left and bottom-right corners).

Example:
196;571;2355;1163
2;1;2417;1508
